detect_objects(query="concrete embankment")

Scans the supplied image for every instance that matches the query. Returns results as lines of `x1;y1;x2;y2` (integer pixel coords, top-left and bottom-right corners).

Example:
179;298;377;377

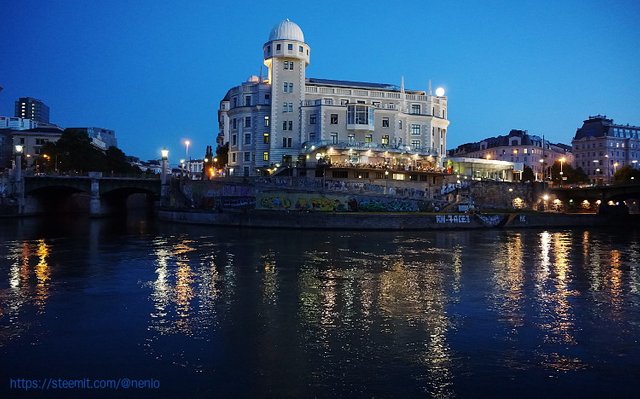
158;209;636;230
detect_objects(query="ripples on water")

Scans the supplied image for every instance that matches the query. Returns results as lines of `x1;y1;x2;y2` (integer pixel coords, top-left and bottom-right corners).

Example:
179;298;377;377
1;217;640;397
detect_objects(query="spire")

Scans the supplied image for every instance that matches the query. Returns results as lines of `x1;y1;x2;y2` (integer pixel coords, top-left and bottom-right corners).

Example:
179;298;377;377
400;76;406;113
428;80;432;95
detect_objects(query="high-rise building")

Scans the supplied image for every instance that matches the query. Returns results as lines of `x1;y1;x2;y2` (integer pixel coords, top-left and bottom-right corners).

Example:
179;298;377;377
572;115;640;184
14;97;50;124
218;19;449;177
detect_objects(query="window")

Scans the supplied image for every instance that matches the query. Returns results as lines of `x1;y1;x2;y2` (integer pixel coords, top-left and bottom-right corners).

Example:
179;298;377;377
267;45;271;54
310;114;316;124
288;43;293;51
263;152;269;161
244;133;251;145
244;152;251;162
232;134;237;146
244;116;251;128
288;121;293;130
411;124;421;135
347;105;374;125
299;45;303;52
263;133;270;144
382;135;389;146
282;137;293;148
287;102;293;112
411;139;421;149
245;96;251;106
283;60;294;70
340;99;349;106
276;44;281;51
283;121;288;130
330;114;338;124
372;101;380;108
348;134;355;144
264;94;270;103
365;134;373;143
232;152;237;162
331;133;338;144
382;117;389;128
411;104;421;114
283;82;293;93
232;97;237;107
264;116;270;126
232;118;237;129
399;120;403;129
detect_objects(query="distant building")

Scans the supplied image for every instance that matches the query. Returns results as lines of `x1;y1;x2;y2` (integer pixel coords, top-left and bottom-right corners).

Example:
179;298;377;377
0;116;37;130
10;127;64;167
572;115;640;184
218;19;449;177
448;129;573;181
66;127;117;150
15;97;50;124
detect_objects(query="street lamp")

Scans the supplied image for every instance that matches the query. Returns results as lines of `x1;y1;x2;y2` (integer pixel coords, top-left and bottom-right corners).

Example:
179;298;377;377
184;139;191;160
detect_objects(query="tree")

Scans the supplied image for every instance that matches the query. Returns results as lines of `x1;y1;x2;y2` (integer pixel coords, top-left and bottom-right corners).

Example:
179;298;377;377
550;160;589;184
55;129;106;173
613;165;640;184
521;165;534;182
215;143;229;169
105;147;140;174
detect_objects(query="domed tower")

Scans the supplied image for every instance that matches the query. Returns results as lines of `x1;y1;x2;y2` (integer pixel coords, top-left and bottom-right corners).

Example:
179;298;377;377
263;19;310;167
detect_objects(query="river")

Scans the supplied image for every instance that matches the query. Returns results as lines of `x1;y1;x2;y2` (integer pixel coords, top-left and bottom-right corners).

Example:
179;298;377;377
1;214;639;398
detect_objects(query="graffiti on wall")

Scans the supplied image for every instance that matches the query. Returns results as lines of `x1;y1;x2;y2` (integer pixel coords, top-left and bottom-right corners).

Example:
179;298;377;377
256;192;423;212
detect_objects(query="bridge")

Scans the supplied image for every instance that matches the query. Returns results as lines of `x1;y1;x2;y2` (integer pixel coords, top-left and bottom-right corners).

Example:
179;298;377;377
19;173;162;216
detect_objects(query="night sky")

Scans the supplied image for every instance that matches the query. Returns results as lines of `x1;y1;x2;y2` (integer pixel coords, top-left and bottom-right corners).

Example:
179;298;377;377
1;0;639;163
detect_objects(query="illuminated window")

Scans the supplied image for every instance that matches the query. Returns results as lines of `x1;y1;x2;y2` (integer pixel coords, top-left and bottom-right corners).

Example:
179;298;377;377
264;116;270;127
263;152;269;161
411;139;421;149
365;134;373;143
263;133;270;144
382;135;389;146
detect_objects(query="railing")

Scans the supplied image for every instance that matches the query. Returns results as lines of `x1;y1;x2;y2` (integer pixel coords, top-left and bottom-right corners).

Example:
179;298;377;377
301;141;439;157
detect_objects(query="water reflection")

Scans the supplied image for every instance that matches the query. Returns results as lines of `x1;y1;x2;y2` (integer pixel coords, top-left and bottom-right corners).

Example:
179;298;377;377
2;221;640;397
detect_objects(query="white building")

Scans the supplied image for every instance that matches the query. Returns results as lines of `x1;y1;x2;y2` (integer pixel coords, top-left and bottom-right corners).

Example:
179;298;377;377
572;115;640;184
449;129;573;182
0;116;37;130
218;19;449;177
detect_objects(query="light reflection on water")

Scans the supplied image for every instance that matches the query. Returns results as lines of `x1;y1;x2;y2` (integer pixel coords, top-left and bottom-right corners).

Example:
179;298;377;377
1;220;640;397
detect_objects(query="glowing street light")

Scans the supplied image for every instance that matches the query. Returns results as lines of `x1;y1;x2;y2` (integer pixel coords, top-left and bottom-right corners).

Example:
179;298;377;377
435;87;445;97
15;144;24;154
613;162;619;174
184;139;191;160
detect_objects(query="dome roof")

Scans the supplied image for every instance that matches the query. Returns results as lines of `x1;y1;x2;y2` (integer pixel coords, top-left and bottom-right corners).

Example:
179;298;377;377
268;19;304;42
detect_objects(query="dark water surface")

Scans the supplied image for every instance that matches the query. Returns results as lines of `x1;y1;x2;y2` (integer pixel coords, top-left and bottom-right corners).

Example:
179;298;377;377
1;215;639;398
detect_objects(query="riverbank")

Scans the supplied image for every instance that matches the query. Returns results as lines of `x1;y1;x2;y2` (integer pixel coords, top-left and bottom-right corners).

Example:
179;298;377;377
158;208;636;230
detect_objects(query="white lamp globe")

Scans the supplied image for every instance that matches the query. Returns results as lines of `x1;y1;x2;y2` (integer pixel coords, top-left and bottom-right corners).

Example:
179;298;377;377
435;87;445;97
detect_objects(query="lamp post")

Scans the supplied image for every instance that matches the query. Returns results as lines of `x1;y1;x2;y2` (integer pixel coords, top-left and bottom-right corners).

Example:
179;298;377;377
559;157;565;186
184;140;191;160
160;148;169;205
384;169;389;194
14;145;24;213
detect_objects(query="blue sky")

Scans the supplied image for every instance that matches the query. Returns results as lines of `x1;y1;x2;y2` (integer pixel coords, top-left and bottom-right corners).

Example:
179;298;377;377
1;0;639;162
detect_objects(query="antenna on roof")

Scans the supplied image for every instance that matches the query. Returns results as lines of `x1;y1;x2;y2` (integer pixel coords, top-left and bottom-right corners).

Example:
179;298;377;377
428;80;432;95
259;64;264;82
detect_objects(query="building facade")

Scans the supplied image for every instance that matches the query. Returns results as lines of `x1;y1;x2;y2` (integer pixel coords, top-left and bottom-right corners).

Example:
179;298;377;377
572;115;640;184
0;116;37;130
66;127;118;150
15;97;50;124
10;127;64;167
449;129;573;181
218;20;449;177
